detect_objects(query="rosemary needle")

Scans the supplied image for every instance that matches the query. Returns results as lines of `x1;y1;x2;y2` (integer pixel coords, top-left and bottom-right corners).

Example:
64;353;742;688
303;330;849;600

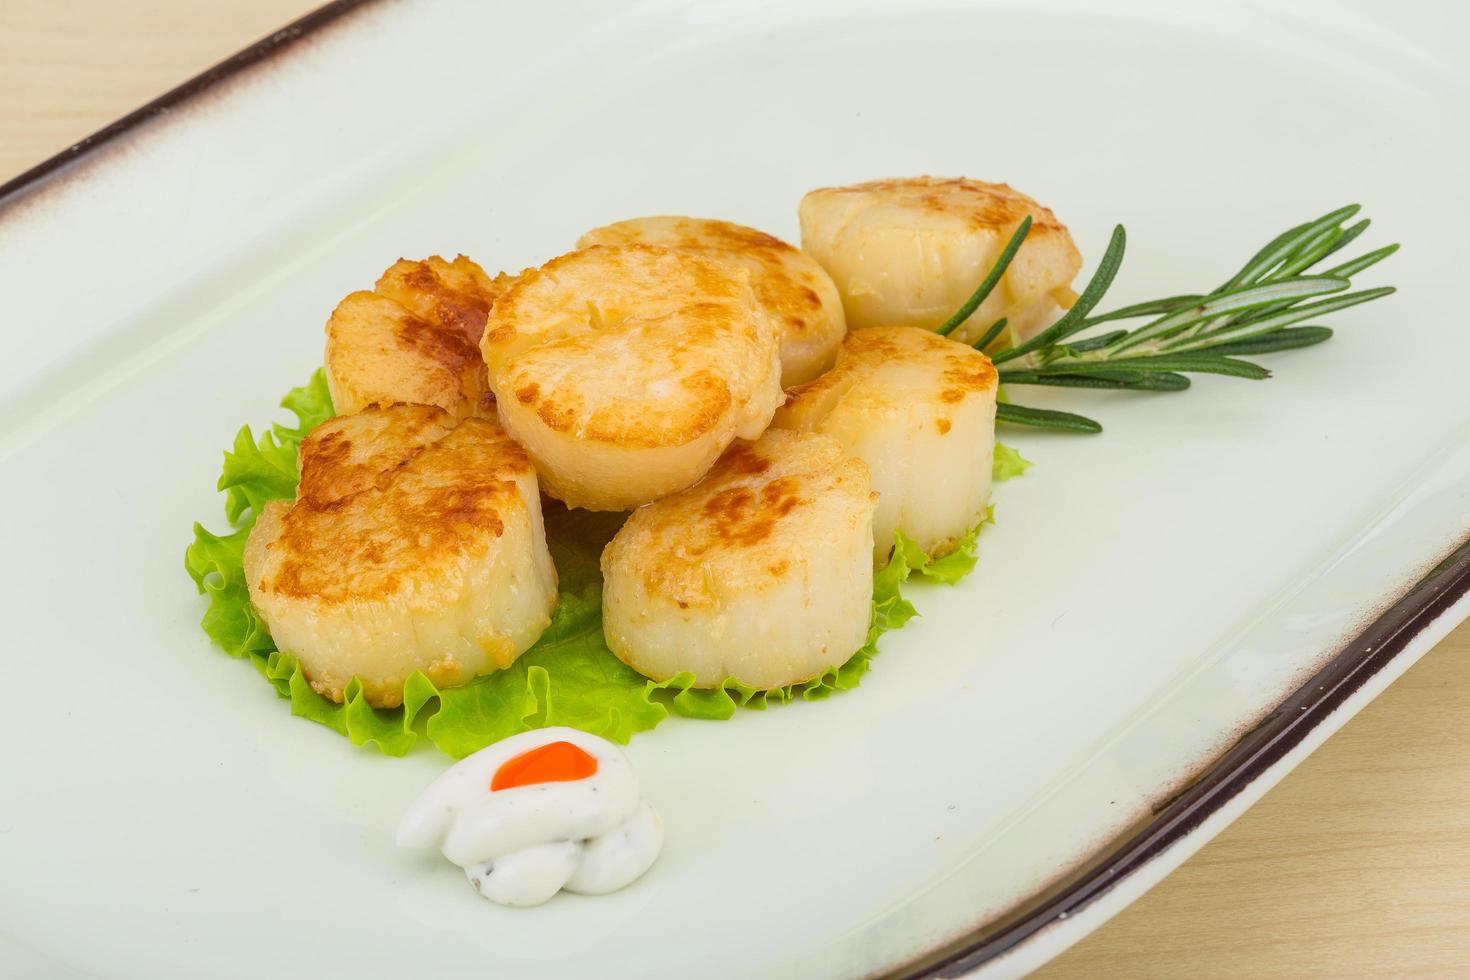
995;402;1102;434
971;317;1010;351
936;217;1032;337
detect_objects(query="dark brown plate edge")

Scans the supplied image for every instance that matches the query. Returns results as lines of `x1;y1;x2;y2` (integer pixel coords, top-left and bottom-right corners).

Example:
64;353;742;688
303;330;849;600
0;0;384;209
4;5;1465;977
897;532;1470;978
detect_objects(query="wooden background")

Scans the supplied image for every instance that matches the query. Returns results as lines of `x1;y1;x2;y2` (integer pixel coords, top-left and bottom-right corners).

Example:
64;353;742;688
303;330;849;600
3;2;1466;975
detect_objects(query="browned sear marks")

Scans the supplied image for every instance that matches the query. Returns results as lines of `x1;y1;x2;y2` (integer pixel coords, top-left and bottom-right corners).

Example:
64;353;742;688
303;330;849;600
576;216;846;386
484;244;764;449
599;429;873;613
377;258;511;347
325;254;507;419
694;475;806;553
251;405;531;602
825;175;1069;236
718;442;773;476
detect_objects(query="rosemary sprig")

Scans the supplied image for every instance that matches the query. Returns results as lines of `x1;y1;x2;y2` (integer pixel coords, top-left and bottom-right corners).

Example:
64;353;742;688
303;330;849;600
955;205;1398;433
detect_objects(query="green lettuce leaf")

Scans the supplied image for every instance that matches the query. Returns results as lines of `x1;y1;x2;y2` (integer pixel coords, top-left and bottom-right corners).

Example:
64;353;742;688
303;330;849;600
428;632;669;758
269;650;424;756
275;370;335;440
184;370;1012;757
217;372;332;526
993;442;1032;483
916;506;1000;585
219;428;297;526
184;523;272;658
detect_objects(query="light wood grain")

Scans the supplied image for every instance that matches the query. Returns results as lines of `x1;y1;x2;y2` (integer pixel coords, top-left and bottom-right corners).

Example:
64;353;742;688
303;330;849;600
1038;625;1470;979
3;4;1467;977
0;1;311;180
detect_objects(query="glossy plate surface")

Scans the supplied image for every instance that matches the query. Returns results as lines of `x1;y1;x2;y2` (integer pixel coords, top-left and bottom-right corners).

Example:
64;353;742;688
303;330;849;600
1;1;1466;976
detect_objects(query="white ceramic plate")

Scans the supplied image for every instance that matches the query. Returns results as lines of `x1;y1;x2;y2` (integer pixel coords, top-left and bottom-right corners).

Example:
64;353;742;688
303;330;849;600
2;1;1467;976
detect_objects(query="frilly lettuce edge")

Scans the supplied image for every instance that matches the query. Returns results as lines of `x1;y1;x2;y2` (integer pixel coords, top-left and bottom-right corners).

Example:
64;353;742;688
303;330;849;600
183;370;1025;757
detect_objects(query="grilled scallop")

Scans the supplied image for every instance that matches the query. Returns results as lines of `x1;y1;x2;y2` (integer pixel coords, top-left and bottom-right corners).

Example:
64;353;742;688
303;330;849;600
480;244;783;511
243;404;557;708
577;216;846;386
773;327;997;563
325;255;511;419
601;429;875;691
798;177;1082;348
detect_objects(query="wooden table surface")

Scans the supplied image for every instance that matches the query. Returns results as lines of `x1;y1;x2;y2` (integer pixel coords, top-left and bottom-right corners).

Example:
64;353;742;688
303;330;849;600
4;2;1466;976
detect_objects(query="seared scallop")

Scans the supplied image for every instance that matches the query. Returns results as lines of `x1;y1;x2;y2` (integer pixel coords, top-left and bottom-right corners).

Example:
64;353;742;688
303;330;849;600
578;216;846;386
601;429;875;691
799;177;1082;348
773;327;996;562
325;255;511;419
243;403;557;708
480;244;783;511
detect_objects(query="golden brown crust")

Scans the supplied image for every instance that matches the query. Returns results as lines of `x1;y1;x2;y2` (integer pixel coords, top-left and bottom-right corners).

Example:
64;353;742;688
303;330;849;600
577;217;846;387
375;256;511;346
251;407;531;603
772;326;997;563
243;404;557;708
803;175;1071;239
778;327;997;425
799;177;1082;344
295;403;454;508
600;429;876;689
325;255;506;419
797;326;997;392
578;217;835;338
611;430;870;608
479;243;784;510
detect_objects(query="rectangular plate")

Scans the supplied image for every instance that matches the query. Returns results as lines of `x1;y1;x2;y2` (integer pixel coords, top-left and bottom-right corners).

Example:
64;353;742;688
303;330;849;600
2;1;1467;976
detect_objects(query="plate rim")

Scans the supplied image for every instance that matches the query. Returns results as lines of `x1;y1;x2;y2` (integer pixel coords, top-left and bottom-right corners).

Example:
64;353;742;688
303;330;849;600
6;3;1467;975
897;533;1470;977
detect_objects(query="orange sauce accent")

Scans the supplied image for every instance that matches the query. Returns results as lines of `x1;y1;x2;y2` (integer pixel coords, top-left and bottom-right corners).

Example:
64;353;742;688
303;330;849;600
490;740;599;791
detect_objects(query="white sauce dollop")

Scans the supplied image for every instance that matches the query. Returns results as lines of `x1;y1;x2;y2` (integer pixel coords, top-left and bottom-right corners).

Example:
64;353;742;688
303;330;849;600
397;727;662;907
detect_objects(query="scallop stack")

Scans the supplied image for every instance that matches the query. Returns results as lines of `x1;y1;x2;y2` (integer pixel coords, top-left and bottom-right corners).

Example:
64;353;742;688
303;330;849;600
245;178;1079;701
